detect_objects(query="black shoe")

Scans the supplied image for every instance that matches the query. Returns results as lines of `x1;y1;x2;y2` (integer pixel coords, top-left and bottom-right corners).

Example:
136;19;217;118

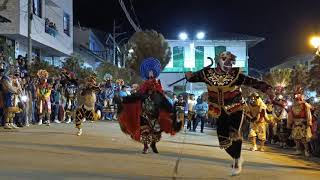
200;131;204;133
150;142;159;153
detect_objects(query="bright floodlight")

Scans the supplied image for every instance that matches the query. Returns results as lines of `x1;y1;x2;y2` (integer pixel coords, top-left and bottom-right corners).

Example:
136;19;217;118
179;32;188;40
310;36;320;48
196;32;205;39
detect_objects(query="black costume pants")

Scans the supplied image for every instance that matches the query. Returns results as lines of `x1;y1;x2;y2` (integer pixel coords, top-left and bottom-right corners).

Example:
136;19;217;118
216;110;243;159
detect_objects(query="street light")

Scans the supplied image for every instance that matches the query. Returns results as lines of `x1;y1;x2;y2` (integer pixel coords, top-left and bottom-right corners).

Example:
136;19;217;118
196;32;205;39
310;36;320;48
179;32;188;40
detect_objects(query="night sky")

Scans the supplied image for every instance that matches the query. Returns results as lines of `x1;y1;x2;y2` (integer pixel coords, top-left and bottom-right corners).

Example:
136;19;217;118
74;0;320;70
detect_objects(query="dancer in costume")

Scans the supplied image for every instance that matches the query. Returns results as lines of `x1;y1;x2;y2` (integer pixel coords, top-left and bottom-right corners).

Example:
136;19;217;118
36;70;51;125
183;51;274;176
118;58;182;154
287;87;313;157
265;99;277;144
0;64;22;129
247;93;273;152
75;75;101;136
61;70;78;123
273;95;289;148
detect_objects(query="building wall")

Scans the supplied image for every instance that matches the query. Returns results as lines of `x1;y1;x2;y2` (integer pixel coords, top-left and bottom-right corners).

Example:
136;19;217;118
164;40;248;74
0;0;73;57
270;54;314;71
0;0;19;34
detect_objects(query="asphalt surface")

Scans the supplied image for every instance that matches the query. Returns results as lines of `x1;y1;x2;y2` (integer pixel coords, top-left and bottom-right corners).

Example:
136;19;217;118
0;121;319;180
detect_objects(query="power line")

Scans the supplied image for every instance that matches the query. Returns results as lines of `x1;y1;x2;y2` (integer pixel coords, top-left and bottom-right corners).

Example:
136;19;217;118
129;0;141;29
118;0;141;32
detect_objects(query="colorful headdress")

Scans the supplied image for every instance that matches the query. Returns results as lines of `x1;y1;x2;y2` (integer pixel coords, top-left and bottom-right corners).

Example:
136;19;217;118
140;57;161;80
104;73;113;81
37;69;49;79
116;79;124;86
294;86;303;95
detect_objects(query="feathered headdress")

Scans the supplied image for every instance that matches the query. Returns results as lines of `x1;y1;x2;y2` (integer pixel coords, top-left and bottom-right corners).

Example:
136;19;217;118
104;73;113;81
37;69;49;79
140;57;161;80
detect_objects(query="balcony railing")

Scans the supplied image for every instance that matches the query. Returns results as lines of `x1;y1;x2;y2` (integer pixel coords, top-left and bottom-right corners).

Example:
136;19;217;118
45;25;58;37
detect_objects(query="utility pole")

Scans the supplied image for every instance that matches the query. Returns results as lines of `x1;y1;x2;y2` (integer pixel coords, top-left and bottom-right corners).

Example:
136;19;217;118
113;20;116;66
27;0;32;65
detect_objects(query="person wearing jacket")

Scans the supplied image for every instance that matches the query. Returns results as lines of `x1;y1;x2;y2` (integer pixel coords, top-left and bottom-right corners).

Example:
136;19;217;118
193;96;208;133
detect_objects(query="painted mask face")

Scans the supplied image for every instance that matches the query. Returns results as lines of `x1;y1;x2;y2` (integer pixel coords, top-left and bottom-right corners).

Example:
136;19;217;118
218;52;236;72
148;70;154;79
294;93;303;101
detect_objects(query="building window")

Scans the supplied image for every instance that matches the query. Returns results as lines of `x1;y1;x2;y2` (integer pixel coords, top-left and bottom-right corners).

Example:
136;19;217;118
33;0;42;17
63;12;70;36
305;61;308;66
292;65;296;69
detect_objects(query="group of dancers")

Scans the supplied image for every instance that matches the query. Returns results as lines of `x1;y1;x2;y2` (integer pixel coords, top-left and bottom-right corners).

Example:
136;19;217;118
1;49;314;176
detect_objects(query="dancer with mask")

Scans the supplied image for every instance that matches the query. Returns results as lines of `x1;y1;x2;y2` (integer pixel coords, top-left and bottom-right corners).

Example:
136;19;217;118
183;52;274;176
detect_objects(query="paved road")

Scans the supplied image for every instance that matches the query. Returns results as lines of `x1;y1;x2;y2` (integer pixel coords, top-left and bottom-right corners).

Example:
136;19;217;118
0;121;319;180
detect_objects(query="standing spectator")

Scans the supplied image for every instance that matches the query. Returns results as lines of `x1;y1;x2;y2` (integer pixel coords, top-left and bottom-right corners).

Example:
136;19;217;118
193;96;208;133
187;94;196;131
174;94;187;130
172;94;178;104
51;80;61;123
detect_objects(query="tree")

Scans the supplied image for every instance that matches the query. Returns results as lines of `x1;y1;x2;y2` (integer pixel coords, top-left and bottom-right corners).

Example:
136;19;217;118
308;55;320;95
29;57;60;78
288;64;309;95
123;30;171;76
62;54;95;83
96;61;142;84
62;54;84;74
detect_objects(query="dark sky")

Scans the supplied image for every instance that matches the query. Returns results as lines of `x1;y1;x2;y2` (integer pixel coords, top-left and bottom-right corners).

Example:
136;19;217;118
74;0;320;70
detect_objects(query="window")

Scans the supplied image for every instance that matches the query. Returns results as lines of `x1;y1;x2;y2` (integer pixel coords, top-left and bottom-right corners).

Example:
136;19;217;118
33;0;42;17
63;12;70;36
305;61;308;66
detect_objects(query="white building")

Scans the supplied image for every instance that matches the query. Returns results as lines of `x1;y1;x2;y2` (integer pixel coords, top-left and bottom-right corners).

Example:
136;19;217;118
73;26;110;70
270;54;314;71
0;0;73;63
160;33;264;96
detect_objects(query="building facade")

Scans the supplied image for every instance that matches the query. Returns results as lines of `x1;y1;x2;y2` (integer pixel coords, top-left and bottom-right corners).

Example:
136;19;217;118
0;0;73;62
73;26;111;70
270;54;314;71
160;33;264;96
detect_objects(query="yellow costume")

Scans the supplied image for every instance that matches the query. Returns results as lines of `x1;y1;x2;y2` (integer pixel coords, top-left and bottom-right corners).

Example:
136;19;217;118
75;75;101;136
247;93;272;151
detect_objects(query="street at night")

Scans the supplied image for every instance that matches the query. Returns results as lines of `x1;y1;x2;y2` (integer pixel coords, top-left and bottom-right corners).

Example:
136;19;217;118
0;121;319;180
2;0;320;179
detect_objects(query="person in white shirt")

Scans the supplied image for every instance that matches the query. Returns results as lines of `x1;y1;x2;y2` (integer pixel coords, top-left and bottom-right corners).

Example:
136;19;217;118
187;94;196;131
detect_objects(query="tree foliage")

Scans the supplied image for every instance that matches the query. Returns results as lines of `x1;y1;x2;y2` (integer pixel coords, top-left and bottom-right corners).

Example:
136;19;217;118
123;30;171;75
96;61;142;84
62;54;95;83
288;64;309;95
308;55;320;94
29;57;60;78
